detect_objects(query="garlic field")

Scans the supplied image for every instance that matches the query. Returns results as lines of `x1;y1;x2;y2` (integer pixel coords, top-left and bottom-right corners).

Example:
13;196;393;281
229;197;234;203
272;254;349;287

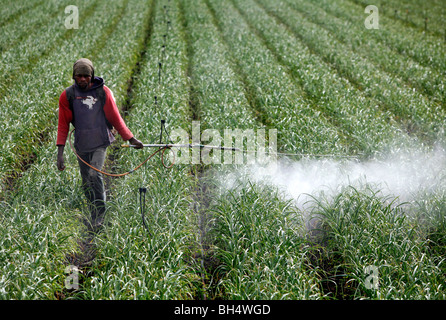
0;0;445;300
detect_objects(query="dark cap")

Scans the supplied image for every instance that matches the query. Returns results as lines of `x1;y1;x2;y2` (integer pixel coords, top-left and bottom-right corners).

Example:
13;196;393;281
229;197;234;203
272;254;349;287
73;58;94;78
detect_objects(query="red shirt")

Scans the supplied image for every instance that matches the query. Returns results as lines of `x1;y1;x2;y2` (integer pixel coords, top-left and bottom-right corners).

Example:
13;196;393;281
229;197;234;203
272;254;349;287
56;85;133;146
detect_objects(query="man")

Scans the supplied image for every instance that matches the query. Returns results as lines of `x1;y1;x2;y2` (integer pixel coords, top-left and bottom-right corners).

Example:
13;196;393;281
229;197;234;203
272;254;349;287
56;58;143;231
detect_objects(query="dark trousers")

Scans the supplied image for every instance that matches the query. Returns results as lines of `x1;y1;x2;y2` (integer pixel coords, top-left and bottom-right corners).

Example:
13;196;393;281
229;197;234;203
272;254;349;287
76;147;107;229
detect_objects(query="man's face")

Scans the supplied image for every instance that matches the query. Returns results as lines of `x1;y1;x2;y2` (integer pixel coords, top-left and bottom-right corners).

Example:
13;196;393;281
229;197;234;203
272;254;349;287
74;74;92;90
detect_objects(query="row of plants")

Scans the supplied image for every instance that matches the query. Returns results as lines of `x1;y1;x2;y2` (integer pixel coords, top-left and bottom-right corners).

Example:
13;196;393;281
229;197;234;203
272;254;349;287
233;0;412;156
0;0;167;299
202;0;445;299
0;0;99;91
0;0;124;187
308;185;445;299
179;0;257;131
337;0;445;75
73;0;204;299
0;0;42;26
257;0;446;144
350;0;446;39
178;0;263;174
210;182;323;299
193;0;331;299
178;0;323;299
203;0;348;157
0;0;67;54
295;0;445;107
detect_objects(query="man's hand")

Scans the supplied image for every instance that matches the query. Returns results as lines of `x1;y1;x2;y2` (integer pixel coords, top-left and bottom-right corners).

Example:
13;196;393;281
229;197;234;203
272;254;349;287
129;137;144;149
57;145;66;171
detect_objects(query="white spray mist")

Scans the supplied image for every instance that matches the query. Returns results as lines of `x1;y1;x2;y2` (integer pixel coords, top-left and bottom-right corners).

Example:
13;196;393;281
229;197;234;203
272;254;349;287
220;144;446;211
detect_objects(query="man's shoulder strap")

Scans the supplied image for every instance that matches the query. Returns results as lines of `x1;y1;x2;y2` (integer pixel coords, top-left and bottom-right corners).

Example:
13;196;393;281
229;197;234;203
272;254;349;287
65;84;76;111
97;86;111;129
97;85;106;106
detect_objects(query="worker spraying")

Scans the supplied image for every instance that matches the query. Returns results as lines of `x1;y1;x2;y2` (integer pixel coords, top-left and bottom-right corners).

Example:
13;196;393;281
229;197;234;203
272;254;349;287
56;58;143;232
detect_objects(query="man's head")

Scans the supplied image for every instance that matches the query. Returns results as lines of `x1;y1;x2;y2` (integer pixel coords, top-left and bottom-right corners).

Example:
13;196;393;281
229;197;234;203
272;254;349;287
73;58;94;90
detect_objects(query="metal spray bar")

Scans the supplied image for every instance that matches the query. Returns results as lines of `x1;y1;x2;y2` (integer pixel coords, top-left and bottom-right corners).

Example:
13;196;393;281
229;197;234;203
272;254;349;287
122;143;241;151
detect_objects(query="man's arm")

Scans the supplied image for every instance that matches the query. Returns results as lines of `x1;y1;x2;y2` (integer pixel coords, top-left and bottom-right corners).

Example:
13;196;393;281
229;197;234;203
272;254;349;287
57;145;65;171
103;86;143;148
56;90;73;146
56;91;73;171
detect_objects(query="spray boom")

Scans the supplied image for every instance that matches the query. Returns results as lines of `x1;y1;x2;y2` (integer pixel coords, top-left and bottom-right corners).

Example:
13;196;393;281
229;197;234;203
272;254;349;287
122;143;241;151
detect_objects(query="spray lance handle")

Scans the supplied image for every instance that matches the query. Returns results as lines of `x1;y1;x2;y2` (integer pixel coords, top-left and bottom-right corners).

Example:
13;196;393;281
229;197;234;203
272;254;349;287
122;119;168;148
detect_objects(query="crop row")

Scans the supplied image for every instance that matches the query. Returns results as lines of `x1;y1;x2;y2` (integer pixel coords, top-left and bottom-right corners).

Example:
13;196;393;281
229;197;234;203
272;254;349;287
210;183;323;299
178;0;266;175
350;0;446;39
203;0;348;157
0;0;43;26
0;0;166;299
197;0;332;298
72;0;204;299
178;0;321;298
0;0;126;186
233;0;413;156
296;0;445;107
309;186;446;299
257;0;446;143
0;1;68;54
0;0;99;91
178;0;257;131
335;0;445;75
202;0;446;299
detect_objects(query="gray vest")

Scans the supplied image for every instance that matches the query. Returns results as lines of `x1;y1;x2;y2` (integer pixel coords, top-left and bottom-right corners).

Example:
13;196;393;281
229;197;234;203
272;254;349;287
66;82;115;152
